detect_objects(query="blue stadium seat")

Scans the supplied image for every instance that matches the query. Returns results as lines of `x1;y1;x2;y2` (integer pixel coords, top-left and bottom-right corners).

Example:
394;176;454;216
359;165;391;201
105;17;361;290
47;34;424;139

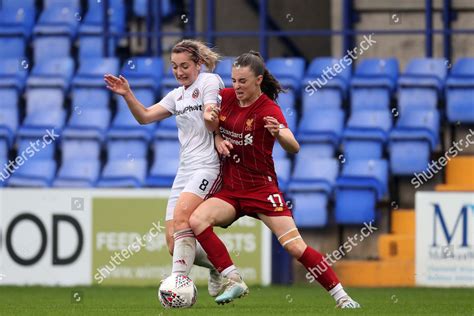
215;57;235;87
277;90;297;131
398;58;447;91
351;58;398;90
298;142;336;159
120;57;163;91
34;0;80;37
274;157;291;191
0;88;19;109
161;66;178;96
72;57;119;87
147;140;180;187
18;88;66;139
0;2;36;39
342;110;392;160
0;58;28;91
154;116;178;140
0;37;26;58
335;159;388;224
289;157;338;193
108;89;156;142
1;0;35;12
70;87;110;110
273;143;287;159
97;139;148;187
303;57;351;97
446;57;474;123
43;0;80;8
8;138;57;187
62;108;111;142
398;58;447;114
267;57;305;91
0;139;8;186
276;90;296;109
53;139;101;187
291;193;329;227
33;36;71;63
133;0;173;18
350;58;399;111
302;88;342;114
289;157;338;227
389;109;440;175
297;108;345;146
0;106;19;147
26;57;75;91
78;35;117;58
79;0;125;35
289;157;337;227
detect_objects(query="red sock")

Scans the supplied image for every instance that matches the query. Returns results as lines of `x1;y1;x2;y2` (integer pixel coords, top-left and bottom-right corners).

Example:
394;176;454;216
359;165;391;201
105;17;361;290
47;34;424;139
195;226;233;273
298;246;340;291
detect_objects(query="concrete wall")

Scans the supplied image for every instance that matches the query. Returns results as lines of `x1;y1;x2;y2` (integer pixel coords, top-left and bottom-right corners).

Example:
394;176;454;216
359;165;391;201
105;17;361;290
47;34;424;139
331;0;474;68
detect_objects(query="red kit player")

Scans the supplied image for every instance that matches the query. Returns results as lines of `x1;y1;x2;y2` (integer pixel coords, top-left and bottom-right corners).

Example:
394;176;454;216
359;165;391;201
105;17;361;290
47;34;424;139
192;51;361;308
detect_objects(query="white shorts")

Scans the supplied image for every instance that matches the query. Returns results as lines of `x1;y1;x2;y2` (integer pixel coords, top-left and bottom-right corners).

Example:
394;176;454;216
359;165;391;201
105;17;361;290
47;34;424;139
165;167;221;221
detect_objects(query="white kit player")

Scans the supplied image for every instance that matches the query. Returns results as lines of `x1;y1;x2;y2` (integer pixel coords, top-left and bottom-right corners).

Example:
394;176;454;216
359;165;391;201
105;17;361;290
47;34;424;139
104;39;225;296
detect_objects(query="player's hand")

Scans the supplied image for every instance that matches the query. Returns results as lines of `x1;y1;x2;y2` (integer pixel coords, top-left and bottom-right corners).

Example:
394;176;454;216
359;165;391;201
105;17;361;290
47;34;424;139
104;74;131;96
215;134;233;157
264;116;282;137
204;104;220;123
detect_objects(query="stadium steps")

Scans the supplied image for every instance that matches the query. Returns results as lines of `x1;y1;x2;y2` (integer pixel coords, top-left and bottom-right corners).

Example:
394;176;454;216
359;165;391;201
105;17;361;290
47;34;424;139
436;156;474;191
333;259;414;287
391;209;415;236
378;235;414;260
333;209;415;287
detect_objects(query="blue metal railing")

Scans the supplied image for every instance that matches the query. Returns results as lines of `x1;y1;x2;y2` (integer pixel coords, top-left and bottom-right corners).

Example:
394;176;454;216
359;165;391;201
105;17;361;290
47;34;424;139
100;0;474;61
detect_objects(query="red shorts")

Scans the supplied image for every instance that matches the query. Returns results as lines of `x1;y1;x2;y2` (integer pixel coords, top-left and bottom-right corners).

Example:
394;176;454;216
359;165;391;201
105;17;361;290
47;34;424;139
211;184;293;220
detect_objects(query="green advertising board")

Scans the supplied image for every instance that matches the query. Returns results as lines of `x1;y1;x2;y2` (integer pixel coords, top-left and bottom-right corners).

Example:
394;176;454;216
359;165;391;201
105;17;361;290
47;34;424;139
92;196;271;286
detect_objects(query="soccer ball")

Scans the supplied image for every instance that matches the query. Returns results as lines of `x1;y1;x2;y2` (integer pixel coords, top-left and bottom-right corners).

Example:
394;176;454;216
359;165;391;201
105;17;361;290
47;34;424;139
158;273;197;308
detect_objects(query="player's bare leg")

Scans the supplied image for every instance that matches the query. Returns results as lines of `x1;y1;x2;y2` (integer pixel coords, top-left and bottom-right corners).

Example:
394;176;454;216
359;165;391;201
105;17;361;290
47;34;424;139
257;214;361;309
190;198;249;304
165;220;174;256
171;193;224;296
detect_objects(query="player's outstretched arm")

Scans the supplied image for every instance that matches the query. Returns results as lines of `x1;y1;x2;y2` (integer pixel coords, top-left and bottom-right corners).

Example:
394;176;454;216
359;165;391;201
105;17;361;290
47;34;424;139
264;116;300;154
104;74;171;124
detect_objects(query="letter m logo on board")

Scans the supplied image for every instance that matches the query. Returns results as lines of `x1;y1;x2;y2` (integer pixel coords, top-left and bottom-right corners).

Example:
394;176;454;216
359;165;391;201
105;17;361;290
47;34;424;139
431;203;472;247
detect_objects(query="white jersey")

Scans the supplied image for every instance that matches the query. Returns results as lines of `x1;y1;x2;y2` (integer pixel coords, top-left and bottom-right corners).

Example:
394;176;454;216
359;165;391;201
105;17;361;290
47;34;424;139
159;72;224;171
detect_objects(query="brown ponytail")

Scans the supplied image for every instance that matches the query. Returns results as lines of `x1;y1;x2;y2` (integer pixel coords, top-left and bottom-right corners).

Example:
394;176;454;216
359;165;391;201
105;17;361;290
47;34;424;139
172;39;220;72
233;50;284;101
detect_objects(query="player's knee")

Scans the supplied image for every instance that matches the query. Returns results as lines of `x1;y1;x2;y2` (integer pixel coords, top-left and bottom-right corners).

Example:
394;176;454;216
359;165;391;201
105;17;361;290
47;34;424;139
189;210;211;233
188;212;202;232
282;239;307;258
173;217;190;232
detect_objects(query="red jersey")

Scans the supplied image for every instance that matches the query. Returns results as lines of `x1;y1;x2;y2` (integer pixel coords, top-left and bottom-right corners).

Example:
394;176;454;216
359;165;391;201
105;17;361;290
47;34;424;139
218;88;288;191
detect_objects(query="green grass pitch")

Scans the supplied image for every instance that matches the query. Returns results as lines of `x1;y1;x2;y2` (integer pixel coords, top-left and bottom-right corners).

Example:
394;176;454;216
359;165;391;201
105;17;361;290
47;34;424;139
0;285;472;315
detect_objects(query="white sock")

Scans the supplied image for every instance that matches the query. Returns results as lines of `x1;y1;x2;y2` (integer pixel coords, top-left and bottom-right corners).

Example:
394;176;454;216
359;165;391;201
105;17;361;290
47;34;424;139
171;228;196;275
221;265;240;280
193;242;216;270
329;283;348;302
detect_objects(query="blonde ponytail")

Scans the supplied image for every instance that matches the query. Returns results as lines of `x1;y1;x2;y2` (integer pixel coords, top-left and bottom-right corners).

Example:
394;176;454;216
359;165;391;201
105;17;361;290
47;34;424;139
172;39;220;72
